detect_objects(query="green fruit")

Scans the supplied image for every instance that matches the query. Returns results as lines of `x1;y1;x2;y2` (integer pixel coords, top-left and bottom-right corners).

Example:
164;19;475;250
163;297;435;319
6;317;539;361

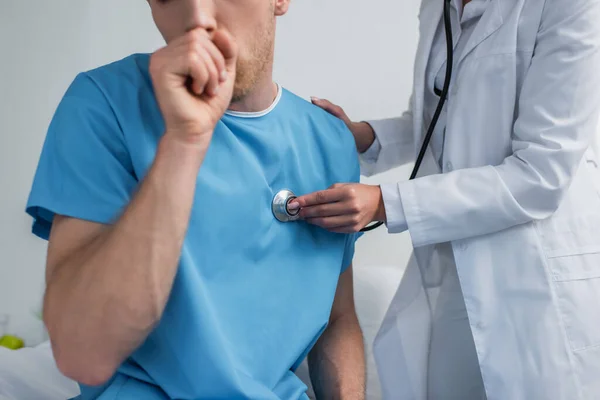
0;335;24;350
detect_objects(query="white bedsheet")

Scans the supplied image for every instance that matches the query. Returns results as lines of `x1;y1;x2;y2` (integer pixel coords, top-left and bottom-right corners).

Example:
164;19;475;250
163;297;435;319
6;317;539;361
0;341;79;400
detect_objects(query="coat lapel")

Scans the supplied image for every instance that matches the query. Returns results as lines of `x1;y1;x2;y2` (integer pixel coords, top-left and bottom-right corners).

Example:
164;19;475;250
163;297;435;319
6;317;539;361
457;0;504;64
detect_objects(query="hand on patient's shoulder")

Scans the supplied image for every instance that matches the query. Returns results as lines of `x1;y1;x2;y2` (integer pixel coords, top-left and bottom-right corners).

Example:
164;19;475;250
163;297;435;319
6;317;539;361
150;28;238;148
311;97;375;153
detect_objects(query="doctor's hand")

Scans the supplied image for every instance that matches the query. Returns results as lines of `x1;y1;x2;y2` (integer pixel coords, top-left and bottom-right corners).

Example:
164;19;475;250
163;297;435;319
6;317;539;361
150;27;238;146
310;97;376;154
288;184;386;233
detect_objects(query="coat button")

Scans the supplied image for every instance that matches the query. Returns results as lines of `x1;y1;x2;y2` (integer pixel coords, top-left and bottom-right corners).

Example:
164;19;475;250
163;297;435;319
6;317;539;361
446;161;453;172
457;241;468;251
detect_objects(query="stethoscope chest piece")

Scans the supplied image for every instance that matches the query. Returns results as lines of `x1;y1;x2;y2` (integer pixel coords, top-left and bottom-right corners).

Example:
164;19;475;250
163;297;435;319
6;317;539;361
272;189;300;223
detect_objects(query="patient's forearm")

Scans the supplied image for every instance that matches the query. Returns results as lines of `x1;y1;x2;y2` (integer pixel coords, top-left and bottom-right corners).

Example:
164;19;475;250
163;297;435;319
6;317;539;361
308;314;365;400
44;135;205;385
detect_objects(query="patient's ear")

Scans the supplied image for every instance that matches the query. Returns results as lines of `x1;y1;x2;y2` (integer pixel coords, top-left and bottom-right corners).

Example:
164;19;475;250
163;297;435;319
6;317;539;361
274;0;291;16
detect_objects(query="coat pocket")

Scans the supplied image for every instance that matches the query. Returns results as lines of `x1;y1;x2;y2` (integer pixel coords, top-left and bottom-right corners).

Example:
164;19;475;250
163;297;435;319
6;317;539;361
548;255;600;352
537;213;600;352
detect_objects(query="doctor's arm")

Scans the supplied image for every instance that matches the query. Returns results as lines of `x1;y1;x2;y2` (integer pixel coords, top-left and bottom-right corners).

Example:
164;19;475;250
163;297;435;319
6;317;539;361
300;0;600;242
388;0;600;247
308;266;365;400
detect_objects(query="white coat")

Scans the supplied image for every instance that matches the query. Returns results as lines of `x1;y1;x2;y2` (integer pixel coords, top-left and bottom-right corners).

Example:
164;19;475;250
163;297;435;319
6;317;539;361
364;0;600;397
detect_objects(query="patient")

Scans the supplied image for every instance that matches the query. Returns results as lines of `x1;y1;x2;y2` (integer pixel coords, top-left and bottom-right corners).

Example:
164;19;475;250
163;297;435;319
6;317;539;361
25;0;365;399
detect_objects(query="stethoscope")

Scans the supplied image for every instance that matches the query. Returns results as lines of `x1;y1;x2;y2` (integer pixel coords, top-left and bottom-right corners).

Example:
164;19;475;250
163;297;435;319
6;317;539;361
273;0;454;231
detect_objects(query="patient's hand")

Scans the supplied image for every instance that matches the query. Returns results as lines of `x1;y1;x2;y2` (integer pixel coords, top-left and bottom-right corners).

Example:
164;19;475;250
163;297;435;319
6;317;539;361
150;28;238;146
310;98;376;154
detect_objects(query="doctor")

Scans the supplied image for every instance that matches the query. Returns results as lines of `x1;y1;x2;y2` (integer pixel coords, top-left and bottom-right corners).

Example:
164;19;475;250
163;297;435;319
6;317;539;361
291;0;600;397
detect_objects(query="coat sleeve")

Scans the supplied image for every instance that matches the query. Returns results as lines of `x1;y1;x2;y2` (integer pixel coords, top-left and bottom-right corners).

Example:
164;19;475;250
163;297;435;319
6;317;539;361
359;94;415;177
395;0;600;246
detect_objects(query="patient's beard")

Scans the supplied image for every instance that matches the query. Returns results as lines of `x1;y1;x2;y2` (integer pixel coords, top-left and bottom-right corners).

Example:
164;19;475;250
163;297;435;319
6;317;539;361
231;18;275;103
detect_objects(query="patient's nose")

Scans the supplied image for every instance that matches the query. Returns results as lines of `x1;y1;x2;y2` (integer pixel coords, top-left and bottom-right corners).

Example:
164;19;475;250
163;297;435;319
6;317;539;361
186;0;217;34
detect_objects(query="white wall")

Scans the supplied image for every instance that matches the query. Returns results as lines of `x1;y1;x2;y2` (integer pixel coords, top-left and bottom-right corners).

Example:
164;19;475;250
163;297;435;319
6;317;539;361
0;2;166;346
0;1;418;398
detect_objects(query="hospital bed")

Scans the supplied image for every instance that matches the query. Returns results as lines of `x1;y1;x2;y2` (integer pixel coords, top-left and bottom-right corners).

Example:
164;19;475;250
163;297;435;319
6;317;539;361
0;264;403;400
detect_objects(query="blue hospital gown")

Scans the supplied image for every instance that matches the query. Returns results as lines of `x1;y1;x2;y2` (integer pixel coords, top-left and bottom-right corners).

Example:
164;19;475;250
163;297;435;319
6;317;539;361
26;54;361;399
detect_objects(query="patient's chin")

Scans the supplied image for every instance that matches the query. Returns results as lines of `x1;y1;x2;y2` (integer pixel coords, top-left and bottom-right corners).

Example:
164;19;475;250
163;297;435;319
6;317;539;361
231;86;251;104
231;79;263;104
231;54;269;104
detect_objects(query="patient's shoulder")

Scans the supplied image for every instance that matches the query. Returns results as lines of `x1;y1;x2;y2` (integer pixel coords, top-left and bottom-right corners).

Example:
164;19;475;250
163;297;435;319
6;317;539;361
282;88;360;181
84;53;151;89
68;54;153;114
282;88;355;144
282;89;341;122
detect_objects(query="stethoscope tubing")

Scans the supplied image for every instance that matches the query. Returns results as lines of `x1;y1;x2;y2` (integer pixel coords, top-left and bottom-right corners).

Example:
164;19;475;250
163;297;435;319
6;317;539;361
360;0;454;233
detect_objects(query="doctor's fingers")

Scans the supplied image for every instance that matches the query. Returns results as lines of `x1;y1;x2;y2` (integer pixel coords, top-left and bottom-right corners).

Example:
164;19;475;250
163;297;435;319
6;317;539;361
292;187;347;208
299;201;353;219
310;98;350;125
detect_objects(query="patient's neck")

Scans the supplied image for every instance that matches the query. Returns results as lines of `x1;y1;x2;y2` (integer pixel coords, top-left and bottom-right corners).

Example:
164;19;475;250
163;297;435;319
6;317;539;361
228;71;278;113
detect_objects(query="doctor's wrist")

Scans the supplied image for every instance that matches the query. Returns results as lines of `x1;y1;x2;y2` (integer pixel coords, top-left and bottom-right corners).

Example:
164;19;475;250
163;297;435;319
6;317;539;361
350;122;376;154
373;185;387;223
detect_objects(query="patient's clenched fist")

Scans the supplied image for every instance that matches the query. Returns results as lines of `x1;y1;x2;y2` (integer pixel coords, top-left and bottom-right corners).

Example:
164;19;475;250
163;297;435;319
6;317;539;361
150;28;238;145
